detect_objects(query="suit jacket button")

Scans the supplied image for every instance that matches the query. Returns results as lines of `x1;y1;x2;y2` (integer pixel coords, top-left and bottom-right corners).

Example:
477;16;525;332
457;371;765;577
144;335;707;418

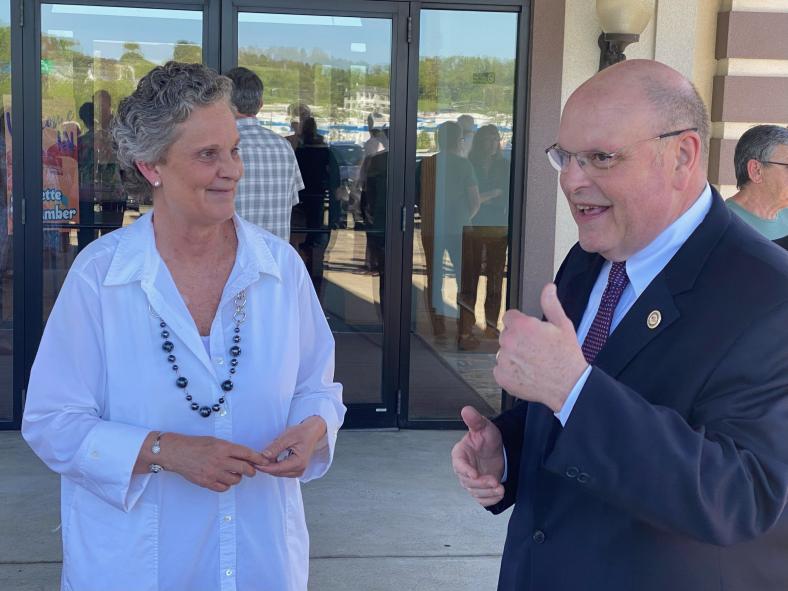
577;472;590;484
532;530;546;544
565;466;579;478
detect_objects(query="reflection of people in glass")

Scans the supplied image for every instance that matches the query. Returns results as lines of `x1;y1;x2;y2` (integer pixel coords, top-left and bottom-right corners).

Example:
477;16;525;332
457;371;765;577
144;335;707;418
285;102;312;150
91;90;125;220
359;113;388;235
22;62;344;591
363;112;389;158
361;126;389;310
76;90;125;247
293;116;340;297
457;114;476;158
76;101;96;251
420;121;480;338
458;125;510;349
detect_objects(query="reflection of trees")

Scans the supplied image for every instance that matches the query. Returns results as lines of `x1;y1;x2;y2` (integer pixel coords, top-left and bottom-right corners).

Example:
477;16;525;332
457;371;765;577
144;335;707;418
239;46;390;118
174;40;201;63
40;34;170;125
237;47;513;121
0;25;9;97
418;56;515;115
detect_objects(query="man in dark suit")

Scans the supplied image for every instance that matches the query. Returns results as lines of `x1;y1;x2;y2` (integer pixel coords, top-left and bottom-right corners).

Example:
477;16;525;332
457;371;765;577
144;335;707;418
452;59;788;590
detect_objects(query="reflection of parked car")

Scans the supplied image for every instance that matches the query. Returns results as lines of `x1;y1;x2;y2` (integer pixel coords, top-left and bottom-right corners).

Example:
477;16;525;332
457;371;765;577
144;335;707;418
330;142;363;183
330;141;363;167
125;191;152;212
126;195;139;211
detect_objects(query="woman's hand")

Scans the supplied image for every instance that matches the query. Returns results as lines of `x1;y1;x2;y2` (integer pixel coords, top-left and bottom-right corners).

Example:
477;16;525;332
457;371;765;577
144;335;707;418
256;416;328;478
135;432;267;493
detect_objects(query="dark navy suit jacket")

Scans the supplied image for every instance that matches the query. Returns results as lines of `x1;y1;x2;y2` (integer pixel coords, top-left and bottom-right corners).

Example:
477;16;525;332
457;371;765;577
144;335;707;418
491;190;788;590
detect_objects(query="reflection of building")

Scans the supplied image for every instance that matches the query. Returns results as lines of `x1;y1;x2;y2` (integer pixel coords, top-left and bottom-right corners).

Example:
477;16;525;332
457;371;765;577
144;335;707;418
344;87;390;119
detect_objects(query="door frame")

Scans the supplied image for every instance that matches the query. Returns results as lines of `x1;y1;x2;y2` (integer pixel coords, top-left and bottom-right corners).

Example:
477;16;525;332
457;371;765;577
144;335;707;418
7;0;527;431
222;0;410;428
3;0;219;431
2;0;28;430
397;1;529;428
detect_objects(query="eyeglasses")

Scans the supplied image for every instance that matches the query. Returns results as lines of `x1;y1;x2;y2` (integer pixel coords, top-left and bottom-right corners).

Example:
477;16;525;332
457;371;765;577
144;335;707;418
545;128;698;174
761;161;788;168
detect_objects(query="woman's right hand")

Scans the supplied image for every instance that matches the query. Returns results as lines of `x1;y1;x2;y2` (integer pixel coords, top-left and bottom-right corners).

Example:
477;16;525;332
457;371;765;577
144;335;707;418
135;432;267;493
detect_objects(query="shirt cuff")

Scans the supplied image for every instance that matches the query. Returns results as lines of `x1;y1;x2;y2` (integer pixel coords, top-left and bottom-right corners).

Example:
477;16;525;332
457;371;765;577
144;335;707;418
78;421;153;511
288;396;344;483
500;445;509;483
553;365;592;427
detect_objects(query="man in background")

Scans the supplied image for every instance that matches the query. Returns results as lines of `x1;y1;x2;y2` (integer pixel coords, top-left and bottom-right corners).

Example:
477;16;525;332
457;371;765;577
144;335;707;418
726;124;788;241
226;67;303;240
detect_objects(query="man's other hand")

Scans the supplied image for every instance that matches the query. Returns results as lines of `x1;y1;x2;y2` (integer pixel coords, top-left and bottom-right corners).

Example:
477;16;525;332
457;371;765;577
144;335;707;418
451;406;505;507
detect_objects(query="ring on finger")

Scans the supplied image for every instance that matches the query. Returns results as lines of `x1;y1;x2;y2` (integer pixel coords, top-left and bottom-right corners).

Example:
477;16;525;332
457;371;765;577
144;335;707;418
276;447;295;463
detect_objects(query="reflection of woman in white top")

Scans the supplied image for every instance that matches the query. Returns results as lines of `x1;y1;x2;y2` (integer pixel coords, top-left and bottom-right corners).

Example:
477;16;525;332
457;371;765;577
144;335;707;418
23;61;345;591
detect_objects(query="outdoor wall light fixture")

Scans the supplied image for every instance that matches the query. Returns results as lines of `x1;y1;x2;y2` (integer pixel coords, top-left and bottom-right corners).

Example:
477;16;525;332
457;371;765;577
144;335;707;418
596;0;655;70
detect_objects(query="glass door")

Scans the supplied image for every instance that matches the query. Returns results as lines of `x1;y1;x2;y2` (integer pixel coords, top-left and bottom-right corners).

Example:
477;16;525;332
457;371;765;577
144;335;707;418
226;1;407;427
15;0;526;430
37;4;205;323
404;8;521;423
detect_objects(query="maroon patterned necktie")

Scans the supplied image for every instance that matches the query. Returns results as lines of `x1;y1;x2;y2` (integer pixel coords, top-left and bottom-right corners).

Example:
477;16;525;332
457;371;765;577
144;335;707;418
581;261;629;364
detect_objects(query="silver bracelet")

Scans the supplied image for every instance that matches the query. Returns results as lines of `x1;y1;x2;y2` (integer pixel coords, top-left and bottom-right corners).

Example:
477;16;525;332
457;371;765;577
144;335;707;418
149;432;164;474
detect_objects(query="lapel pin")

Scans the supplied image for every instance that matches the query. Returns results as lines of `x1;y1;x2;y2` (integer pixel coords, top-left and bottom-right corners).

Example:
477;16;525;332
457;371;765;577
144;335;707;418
647;310;662;330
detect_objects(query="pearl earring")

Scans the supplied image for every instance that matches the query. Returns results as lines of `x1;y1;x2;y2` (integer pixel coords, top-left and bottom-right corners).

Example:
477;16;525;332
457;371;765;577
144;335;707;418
153;180;161;187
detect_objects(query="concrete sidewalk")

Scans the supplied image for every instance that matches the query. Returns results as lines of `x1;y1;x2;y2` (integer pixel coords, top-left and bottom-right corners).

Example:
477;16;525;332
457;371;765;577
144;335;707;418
0;430;510;590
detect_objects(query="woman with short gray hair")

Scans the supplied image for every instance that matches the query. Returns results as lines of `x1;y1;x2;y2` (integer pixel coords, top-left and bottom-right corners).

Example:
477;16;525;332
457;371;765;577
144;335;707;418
22;61;345;591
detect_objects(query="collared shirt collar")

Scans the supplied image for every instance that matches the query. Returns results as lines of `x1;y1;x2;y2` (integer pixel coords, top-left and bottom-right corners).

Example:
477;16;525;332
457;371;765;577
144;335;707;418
103;211;282;288
624;183;713;297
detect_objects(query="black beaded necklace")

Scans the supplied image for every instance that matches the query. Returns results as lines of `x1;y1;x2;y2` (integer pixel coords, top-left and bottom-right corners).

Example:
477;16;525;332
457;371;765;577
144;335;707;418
150;290;246;418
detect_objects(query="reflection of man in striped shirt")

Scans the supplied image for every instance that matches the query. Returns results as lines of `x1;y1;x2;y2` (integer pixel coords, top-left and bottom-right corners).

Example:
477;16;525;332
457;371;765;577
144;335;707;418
226;67;304;241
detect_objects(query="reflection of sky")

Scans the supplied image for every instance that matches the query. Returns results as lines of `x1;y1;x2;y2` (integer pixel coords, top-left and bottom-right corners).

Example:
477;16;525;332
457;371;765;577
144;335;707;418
36;6;518;65
42;4;202;63
238;13;391;66
420;10;518;60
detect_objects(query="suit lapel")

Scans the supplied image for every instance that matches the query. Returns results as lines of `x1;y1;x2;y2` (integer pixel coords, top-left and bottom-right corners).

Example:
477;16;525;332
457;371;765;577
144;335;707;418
593;275;679;376
594;189;731;378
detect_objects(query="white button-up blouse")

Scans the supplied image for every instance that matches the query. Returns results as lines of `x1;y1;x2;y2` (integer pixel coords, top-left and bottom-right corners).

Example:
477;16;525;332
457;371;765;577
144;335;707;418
22;212;345;591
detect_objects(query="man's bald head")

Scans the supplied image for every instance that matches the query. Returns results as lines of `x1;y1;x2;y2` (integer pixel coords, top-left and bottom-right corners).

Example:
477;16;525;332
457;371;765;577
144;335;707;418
556;60;711;261
566;60;710;160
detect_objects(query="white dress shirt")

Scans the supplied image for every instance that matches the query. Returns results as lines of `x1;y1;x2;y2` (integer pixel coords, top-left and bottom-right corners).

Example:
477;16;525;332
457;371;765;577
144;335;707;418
22;212;345;591
554;184;712;425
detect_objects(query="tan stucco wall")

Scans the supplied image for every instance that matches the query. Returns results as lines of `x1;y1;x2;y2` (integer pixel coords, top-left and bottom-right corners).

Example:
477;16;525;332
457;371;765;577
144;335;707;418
551;0;721;273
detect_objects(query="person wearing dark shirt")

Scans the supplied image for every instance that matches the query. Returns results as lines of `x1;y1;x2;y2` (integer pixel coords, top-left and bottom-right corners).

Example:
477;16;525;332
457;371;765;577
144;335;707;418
292;117;340;297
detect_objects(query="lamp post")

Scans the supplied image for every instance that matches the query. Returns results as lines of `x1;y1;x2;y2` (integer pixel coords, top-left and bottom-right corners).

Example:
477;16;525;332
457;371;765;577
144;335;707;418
596;0;655;71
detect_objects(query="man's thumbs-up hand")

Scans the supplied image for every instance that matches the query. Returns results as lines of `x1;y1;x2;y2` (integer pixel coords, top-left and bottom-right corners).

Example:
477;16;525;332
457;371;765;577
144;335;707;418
493;283;588;412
